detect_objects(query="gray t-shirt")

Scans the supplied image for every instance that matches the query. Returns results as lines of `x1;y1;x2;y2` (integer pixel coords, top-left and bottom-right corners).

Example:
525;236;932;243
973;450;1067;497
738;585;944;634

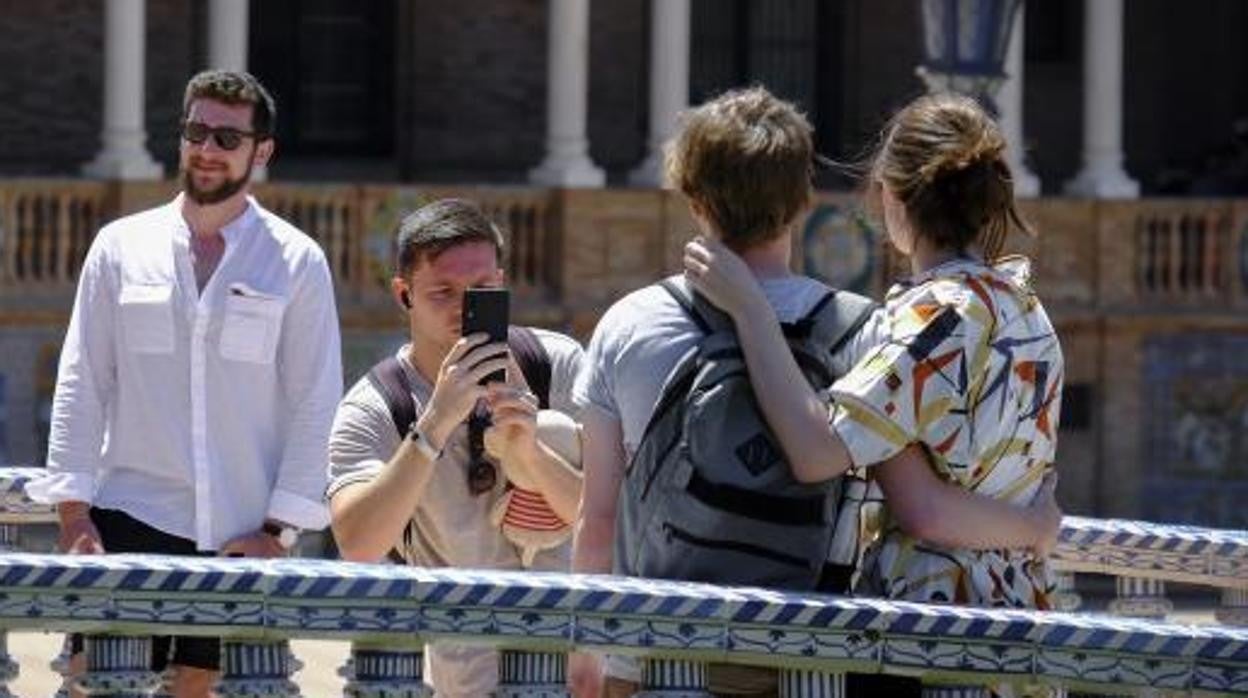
573;274;884;459
327;328;584;571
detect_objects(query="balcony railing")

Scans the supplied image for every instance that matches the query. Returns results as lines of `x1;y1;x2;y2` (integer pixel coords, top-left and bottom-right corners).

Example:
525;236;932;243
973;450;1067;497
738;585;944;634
0;467;1244;697
0;181;109;292
5;180;1248;319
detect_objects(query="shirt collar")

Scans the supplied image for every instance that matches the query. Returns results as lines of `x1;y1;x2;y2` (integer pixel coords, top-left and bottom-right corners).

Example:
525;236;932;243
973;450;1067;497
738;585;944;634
170;193;260;245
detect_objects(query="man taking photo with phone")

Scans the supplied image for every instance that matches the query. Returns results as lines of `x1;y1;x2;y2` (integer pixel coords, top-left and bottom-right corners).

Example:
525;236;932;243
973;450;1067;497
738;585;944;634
326;198;584;697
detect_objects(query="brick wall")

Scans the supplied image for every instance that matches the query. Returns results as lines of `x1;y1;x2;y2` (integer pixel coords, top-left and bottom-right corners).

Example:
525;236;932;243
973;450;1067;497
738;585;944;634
0;0;196;177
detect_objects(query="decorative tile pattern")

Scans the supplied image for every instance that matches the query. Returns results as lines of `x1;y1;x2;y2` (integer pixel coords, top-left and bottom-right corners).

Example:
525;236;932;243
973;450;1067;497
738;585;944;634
6;466;1245;590
1053;515;1248;589
1;467;1247;695
0;553;1240;695
1140;334;1248;529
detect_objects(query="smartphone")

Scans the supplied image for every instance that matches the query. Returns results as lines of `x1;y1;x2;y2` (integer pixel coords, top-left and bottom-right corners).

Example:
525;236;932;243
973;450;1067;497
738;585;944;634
462;287;510;385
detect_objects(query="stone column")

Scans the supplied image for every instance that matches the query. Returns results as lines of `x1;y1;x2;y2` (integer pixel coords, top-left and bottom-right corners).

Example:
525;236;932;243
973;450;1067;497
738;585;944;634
76;635;162;697
633;658;711;697
997;4;1040;197
1063;0;1138;198
214;640;300;697
342;644;431;698
627;0;690;187
528;0;605;188
778;669;845;697
206;0;268;181
496;650;570;697
207;0;249;71
1108;576;1172;620
82;0;163;180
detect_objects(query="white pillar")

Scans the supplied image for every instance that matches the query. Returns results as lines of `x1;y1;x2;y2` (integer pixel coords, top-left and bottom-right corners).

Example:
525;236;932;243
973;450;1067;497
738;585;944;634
1064;0;1138;198
205;0;267;181
82;0;163;180
208;0;249;71
628;0;690;187
528;0;605;188
997;4;1040;197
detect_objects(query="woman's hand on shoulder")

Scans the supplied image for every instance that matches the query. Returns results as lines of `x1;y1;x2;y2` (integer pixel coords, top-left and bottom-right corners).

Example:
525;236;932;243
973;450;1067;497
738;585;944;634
683;236;767;322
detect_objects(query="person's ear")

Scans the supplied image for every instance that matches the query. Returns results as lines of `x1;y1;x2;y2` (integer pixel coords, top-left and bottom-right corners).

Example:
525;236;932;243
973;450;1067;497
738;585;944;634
391;277;411;310
253;139;274;167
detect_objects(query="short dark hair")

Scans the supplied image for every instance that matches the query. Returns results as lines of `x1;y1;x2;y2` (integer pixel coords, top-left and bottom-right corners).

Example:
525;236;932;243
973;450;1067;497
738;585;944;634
393;199;505;277
182;69;277;139
664;87;814;251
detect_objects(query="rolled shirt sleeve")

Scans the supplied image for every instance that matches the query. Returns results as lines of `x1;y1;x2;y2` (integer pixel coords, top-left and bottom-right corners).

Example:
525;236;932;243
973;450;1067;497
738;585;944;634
28;233;118;505
267;250;342;530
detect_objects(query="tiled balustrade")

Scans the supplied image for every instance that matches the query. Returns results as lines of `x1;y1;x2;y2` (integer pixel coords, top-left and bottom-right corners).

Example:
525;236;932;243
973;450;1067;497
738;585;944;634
0;468;1245;696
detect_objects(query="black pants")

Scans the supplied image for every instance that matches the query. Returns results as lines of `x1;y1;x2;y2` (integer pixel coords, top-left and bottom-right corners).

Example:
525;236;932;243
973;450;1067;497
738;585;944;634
69;508;220;671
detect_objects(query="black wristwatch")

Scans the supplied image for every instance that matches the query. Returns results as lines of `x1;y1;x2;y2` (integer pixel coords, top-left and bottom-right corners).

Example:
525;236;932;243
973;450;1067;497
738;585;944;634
261;521;299;550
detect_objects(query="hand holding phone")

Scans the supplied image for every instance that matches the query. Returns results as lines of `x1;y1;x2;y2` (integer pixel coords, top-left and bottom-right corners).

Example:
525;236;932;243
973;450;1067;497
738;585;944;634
462;287;510;385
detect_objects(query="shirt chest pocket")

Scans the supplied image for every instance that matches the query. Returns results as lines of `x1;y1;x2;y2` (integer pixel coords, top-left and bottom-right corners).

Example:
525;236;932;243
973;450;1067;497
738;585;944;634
219;292;286;364
119;284;175;354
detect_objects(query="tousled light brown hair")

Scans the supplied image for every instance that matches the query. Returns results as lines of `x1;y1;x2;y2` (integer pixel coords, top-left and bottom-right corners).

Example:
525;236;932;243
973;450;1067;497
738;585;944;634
664;87;813;251
870;93;1030;261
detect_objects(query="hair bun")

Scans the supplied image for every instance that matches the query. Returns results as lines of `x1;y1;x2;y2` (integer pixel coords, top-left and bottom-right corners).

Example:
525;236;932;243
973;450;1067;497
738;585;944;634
918;126;1006;185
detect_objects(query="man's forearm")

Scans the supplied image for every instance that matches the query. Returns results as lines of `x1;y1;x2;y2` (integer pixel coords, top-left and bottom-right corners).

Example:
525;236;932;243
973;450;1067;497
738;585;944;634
572;515;615;574
919;483;1043;550
330;438;438;562
877;448;1043;551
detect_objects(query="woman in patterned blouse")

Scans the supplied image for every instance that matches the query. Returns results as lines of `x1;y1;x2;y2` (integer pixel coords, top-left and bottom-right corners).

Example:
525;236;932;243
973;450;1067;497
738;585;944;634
683;92;1063;615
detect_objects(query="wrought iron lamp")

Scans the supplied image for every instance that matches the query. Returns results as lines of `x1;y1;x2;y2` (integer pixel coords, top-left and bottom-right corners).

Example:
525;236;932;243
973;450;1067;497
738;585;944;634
917;0;1023;114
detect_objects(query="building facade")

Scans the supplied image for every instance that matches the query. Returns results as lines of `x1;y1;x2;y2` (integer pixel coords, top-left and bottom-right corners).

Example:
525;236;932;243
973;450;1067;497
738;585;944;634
0;0;1246;529
0;0;1246;194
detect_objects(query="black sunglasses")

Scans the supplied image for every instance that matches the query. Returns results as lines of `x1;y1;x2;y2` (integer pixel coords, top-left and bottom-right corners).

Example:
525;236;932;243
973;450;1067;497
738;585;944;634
466;410;497;496
181;121;258;151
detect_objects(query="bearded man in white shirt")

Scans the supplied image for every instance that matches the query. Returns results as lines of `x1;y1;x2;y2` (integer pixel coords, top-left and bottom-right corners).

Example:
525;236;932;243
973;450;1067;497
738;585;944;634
27;70;342;698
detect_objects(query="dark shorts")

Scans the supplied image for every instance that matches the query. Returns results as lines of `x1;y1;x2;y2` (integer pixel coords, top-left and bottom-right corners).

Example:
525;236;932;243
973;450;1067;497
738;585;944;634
69;507;220;671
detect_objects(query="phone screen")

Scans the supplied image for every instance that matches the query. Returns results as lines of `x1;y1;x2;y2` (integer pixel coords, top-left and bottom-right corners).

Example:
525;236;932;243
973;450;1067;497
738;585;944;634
462;287;509;384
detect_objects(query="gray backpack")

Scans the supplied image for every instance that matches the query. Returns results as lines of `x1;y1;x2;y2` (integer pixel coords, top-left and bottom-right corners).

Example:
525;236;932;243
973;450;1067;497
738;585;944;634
614;278;877;593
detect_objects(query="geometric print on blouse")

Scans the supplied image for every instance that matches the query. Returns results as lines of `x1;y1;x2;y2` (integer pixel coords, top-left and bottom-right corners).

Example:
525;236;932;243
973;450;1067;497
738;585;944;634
831;256;1064;610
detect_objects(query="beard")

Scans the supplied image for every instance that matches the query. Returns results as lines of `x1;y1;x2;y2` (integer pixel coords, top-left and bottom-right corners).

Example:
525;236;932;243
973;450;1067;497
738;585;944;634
181;156;254;205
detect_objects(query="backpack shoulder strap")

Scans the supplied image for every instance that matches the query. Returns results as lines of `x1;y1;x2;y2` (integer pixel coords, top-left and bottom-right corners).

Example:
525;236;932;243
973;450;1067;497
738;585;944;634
508;325;553;409
366;356;417;438
658;277;733;335
806;289;878;356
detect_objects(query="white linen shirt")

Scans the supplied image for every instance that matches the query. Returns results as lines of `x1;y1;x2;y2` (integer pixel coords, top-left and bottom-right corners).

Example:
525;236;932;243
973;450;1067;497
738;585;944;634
28;195;341;550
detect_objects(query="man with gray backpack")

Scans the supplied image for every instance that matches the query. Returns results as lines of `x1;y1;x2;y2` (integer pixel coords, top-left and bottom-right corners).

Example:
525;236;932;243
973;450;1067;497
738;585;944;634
569;87;1059;697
